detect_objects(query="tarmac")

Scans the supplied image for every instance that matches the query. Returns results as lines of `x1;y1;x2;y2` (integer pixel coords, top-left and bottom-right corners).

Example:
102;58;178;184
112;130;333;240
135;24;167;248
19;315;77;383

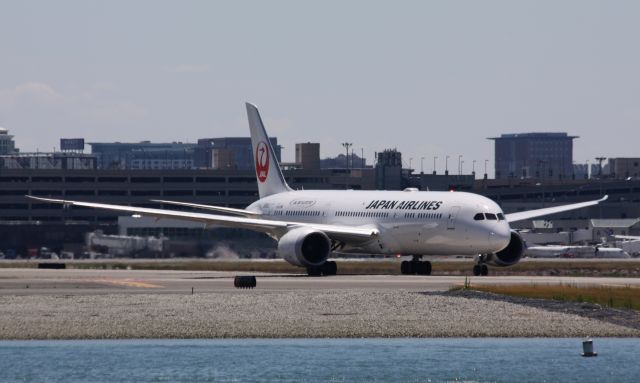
0;268;638;339
1;268;639;295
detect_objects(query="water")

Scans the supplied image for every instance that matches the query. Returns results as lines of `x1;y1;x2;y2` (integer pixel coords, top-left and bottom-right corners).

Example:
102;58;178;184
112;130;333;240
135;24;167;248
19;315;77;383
0;338;638;382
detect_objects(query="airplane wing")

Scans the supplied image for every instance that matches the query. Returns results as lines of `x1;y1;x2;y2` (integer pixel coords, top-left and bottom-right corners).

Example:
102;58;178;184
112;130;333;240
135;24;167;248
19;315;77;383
151;199;260;218
26;196;377;243
612;235;640;241
505;195;608;223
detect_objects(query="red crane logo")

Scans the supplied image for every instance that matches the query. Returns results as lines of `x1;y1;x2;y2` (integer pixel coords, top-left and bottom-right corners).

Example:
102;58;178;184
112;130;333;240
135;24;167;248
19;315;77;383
256;141;270;183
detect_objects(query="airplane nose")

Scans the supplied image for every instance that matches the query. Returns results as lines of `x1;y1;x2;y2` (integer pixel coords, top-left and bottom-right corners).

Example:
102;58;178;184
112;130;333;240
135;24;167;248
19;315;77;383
489;225;511;250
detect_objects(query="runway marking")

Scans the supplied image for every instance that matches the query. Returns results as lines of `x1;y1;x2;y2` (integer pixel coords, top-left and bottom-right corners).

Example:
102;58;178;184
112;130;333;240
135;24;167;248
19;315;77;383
91;279;164;289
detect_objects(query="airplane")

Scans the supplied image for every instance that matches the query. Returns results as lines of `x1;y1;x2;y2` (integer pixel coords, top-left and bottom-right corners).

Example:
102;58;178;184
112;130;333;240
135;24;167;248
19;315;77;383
525;245;630;259
27;103;608;276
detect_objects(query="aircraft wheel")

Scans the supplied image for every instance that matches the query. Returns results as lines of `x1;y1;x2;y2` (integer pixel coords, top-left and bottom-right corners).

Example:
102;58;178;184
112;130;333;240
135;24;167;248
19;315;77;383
234;276;257;289
323;261;337;276
424;261;432;276
400;261;410;275
481;264;489;276
472;265;481;276
415;261;428;275
307;266;322;276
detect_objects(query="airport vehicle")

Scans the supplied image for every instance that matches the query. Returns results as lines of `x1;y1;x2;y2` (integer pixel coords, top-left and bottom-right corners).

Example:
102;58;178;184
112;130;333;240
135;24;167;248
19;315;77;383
28;103;608;276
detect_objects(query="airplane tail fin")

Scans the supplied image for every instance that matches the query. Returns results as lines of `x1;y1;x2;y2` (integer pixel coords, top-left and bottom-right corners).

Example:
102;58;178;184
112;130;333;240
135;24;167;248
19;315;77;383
246;102;291;198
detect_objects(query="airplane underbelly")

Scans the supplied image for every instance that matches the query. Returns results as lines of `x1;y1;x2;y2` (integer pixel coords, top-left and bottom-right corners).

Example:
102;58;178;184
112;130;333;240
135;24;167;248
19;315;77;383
355;220;492;256
382;222;485;255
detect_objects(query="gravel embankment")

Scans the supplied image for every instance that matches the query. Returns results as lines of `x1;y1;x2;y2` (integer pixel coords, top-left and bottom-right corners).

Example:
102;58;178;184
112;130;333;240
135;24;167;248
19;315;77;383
440;289;640;331
0;290;638;339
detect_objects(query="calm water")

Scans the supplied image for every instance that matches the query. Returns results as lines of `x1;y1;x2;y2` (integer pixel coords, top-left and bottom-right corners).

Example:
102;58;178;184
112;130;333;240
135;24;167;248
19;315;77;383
0;338;638;382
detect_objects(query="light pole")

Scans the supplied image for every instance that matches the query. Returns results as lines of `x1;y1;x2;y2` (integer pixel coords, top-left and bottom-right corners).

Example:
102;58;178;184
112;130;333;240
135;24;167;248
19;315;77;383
458;155;462;175
484;159;488;179
445;155;450;175
420;157;424;174
433;156;438;175
460;160;464;175
351;148;355;170
586;159;590;179
535;182;545;208
472;160;476;176
341;142;352;169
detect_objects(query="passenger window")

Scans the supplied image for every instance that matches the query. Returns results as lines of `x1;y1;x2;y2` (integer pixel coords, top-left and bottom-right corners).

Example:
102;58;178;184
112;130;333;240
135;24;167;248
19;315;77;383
497;213;505;221
473;213;484;221
485;213;497;220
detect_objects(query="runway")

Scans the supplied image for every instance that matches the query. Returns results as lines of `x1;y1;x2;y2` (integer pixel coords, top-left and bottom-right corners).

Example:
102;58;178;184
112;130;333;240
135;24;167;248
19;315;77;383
1;268;639;295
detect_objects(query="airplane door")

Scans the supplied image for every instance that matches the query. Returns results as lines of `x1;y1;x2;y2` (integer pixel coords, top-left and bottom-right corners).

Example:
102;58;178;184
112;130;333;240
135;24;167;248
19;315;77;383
260;203;272;217
447;206;460;230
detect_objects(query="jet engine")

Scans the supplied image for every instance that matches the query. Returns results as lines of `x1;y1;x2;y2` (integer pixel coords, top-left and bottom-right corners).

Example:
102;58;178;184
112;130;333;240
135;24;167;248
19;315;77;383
487;231;525;267
278;227;331;267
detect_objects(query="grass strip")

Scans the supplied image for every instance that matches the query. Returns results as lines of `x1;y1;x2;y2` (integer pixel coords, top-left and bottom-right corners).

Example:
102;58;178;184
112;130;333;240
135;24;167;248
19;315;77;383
468;283;640;311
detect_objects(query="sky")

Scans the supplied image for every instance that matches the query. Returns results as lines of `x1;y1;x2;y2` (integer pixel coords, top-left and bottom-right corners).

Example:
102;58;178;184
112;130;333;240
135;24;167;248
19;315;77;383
1;0;639;176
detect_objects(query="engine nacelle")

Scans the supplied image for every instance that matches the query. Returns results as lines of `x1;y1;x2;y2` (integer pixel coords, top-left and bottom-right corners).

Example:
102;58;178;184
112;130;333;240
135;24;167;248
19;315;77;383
278;227;331;267
487;231;525;267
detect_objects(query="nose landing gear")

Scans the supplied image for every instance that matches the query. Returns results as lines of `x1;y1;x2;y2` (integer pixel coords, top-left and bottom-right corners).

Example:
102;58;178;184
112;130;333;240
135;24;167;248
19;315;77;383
473;254;490;276
400;256;432;275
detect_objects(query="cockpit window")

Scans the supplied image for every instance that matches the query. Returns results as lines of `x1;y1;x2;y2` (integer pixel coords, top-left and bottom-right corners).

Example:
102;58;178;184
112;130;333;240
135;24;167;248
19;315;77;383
473;213;485;221
497;213;505;221
485;213;497;220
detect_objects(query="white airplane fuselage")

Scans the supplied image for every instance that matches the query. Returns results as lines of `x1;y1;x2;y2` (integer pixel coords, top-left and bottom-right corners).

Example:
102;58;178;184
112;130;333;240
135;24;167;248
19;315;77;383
249;189;512;256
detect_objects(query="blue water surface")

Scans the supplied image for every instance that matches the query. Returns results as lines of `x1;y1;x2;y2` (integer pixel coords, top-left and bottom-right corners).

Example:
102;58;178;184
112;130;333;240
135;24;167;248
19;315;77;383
0;338;638;382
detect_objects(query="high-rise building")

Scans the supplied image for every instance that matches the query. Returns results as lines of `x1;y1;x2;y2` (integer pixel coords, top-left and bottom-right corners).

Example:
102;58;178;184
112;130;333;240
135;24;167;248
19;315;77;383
0;128;17;155
211;148;236;169
295;142;320;170
375;149;402;190
607;158;640;179
489;133;577;179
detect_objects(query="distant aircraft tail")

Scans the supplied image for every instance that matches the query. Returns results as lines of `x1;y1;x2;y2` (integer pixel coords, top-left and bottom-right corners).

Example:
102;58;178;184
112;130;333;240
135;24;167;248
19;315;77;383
246;102;291;198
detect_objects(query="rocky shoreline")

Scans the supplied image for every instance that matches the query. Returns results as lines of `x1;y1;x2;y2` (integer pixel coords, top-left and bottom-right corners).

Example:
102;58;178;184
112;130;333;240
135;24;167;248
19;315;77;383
0;289;638;339
438;289;640;332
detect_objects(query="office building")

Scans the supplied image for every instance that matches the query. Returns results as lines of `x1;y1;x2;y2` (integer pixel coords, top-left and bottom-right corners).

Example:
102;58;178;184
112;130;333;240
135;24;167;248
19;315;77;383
0;128;17;155
295;142;320;170
89;141;196;169
607;158;640;179
489;133;576;179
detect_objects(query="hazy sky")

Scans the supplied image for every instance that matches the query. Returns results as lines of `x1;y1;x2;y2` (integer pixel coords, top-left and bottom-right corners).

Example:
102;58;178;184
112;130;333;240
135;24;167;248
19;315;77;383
1;1;639;175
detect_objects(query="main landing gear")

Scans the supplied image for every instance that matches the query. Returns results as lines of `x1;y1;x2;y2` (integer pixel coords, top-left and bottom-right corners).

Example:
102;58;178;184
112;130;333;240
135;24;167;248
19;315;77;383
307;260;337;276
473;254;490;276
400;256;432;275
